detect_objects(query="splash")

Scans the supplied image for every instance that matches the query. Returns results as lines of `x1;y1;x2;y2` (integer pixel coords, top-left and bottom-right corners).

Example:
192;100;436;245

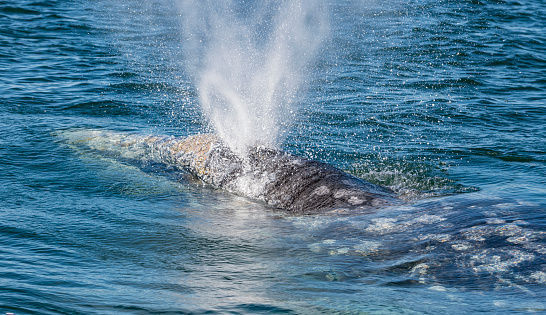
176;0;329;155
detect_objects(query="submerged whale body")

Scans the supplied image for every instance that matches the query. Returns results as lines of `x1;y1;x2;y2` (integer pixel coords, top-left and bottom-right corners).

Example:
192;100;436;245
63;129;398;213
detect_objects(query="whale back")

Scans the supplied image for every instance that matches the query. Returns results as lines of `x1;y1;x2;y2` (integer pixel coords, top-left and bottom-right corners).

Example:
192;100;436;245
179;136;397;212
232;146;396;212
61;129;397;212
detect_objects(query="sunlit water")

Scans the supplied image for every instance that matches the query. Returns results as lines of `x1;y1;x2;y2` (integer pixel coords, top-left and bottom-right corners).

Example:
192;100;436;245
1;0;545;314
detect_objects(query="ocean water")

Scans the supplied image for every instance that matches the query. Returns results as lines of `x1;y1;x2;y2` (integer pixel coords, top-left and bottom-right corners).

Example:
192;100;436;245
1;0;545;314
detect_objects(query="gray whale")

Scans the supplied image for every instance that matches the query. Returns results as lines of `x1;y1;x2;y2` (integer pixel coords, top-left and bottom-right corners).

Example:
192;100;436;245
62;129;398;213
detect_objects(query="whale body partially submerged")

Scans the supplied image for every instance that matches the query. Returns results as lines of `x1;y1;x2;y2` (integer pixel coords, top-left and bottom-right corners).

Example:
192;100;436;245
62;129;399;213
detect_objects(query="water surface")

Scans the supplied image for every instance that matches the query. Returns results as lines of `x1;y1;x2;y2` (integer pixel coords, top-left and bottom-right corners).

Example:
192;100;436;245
1;0;545;313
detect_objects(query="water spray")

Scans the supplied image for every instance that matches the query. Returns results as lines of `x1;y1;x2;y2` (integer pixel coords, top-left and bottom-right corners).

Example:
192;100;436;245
177;0;329;155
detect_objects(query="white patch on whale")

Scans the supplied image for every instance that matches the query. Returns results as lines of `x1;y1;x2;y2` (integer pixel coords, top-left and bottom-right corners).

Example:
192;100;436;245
313;185;330;195
334;189;348;198
348;196;364;205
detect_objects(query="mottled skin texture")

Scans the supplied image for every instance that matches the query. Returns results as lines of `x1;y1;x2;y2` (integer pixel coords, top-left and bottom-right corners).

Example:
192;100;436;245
68;130;398;213
241;147;398;212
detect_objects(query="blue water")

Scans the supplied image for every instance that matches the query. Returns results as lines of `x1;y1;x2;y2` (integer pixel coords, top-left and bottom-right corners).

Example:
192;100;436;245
1;0;545;314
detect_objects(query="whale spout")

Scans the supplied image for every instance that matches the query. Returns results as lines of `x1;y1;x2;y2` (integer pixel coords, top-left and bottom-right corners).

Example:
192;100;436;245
60;129;399;213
